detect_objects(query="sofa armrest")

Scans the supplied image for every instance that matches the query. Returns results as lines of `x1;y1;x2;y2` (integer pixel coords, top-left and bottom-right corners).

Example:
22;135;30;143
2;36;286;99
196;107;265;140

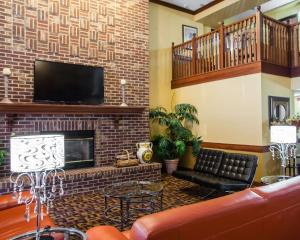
86;226;129;240
0;191;31;211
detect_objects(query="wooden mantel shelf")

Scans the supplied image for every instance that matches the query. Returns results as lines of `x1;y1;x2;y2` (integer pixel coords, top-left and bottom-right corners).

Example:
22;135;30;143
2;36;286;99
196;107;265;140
0;103;145;115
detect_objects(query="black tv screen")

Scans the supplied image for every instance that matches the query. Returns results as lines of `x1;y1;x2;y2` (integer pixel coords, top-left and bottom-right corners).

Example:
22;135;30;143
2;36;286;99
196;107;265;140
34;60;104;105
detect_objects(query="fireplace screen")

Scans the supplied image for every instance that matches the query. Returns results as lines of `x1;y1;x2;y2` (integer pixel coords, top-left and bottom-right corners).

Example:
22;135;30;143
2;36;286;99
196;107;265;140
43;130;95;170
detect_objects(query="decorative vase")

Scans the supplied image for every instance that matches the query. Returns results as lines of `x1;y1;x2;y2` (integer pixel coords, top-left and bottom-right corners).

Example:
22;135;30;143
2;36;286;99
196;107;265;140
136;142;153;164
165;159;179;175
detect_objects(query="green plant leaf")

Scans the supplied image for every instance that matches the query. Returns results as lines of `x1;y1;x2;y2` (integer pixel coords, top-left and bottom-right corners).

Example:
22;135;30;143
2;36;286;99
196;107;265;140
0;150;6;165
175;140;186;157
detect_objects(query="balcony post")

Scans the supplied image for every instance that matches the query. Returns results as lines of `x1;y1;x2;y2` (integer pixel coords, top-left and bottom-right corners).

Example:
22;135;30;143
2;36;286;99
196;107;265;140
287;20;292;67
293;25;299;67
219;22;225;69
256;6;263;61
192;34;197;75
172;42;175;80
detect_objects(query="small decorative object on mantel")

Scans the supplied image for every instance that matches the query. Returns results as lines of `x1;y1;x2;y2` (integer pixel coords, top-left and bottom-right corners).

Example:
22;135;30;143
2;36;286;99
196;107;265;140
115;149;139;167
136;142;153;164
1;68;12;103
120;79;128;107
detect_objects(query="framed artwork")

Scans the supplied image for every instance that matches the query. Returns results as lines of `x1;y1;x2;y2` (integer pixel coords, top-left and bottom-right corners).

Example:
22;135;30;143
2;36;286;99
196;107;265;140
182;25;198;43
268;96;290;125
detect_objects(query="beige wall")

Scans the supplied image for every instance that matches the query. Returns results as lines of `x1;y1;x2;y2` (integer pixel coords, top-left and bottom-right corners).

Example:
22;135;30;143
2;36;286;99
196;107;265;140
259;74;293;179
173;73;293;181
172;73;263;145
172;73;262;182
292;77;300;114
149;3;205;110
261;73;293;145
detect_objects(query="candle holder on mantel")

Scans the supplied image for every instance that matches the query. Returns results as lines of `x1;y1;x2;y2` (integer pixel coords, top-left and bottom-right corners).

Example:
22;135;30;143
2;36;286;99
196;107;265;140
120;79;128;107
1;68;12;103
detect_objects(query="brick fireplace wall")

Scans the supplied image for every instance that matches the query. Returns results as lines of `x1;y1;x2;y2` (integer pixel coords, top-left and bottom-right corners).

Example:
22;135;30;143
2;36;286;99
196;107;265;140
0;0;153;179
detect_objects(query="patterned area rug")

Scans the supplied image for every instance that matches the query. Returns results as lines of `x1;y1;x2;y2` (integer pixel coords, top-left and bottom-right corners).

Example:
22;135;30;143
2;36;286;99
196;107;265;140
50;175;225;232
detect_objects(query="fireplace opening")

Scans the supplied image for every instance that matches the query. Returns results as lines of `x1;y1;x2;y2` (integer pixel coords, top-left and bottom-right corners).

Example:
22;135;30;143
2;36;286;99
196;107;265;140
43;130;95;170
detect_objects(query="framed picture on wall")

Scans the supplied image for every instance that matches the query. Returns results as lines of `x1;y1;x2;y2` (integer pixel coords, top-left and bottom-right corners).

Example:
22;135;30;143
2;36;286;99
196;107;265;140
182;25;198;43
268;96;290;125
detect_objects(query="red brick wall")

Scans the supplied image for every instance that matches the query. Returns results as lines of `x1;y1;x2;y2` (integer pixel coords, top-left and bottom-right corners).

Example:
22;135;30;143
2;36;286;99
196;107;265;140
0;0;150;178
0;164;162;195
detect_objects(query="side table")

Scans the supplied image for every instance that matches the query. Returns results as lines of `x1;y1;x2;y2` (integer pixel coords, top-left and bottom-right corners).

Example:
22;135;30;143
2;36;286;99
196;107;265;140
261;175;292;185
103;181;164;230
10;227;87;240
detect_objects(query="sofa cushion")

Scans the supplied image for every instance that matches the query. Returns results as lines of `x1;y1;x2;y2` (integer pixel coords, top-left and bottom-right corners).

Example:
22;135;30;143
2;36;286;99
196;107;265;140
217;153;258;183
172;170;197;181
192;173;249;191
0;191;31;211
87;226;129;240
0;204;63;240
194;148;223;175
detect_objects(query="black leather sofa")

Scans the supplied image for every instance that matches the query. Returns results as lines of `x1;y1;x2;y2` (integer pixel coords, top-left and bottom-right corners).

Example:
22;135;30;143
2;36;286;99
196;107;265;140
173;148;258;193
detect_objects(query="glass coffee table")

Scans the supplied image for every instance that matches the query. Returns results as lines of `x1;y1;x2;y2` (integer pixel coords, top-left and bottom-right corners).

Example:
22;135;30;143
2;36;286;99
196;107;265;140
10;227;87;240
261;175;292;185
103;181;164;230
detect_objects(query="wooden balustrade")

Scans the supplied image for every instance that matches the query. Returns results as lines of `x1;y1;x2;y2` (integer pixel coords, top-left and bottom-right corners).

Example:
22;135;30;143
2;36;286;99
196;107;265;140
195;30;220;74
261;15;289;66
223;15;257;68
291;23;300;67
172;9;300;82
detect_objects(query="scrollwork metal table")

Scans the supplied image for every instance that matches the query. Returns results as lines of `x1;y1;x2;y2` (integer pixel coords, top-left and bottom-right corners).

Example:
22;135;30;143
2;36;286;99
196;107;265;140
261;175;292;185
103;181;164;230
10;227;87;240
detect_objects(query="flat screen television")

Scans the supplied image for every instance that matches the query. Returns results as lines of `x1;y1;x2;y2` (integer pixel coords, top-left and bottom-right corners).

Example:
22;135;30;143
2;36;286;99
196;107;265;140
34;60;104;105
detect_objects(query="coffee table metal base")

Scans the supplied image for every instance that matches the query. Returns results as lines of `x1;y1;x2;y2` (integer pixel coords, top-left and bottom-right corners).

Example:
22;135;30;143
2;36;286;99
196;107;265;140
104;181;164;230
10;227;87;240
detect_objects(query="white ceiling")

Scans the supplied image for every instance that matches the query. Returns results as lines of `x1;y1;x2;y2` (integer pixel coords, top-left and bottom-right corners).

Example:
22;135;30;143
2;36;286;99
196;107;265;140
160;0;214;11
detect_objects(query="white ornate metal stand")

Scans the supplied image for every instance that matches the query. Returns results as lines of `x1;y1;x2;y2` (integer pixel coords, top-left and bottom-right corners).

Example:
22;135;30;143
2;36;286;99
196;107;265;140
270;143;296;175
10;135;65;240
10;169;65;240
269;125;297;176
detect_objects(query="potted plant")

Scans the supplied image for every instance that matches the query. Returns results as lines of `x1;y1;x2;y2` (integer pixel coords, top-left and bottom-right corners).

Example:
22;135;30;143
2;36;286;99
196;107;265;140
149;103;202;174
0;149;5;166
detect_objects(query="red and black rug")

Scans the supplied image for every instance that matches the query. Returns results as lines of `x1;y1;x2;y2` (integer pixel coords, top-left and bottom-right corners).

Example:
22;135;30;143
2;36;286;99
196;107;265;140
50;175;224;232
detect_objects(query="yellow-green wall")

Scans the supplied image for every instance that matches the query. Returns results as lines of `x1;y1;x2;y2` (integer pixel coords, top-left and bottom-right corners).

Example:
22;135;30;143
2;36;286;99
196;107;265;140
149;3;206;110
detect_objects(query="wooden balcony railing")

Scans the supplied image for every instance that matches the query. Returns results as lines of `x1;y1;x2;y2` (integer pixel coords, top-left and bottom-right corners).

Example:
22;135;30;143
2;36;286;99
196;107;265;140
172;8;300;85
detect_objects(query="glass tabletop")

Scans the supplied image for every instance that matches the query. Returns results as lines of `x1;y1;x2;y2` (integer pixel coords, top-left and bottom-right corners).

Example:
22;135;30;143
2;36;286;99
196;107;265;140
103;181;164;198
261;175;292;185
10;227;87;240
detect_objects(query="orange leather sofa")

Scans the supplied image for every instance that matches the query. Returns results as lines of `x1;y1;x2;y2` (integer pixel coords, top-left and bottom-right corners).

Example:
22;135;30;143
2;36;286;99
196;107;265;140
0;192;60;240
87;176;300;240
